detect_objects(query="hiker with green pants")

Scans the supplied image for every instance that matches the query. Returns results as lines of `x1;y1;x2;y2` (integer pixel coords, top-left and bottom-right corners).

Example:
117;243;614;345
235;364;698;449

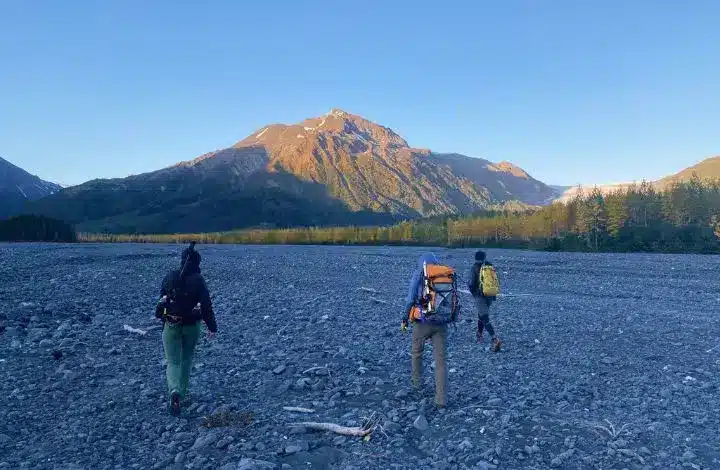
156;242;217;415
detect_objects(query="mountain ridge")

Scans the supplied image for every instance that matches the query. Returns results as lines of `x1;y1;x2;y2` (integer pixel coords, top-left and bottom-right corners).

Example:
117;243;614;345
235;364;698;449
25;109;559;233
0;157;62;220
555;155;720;202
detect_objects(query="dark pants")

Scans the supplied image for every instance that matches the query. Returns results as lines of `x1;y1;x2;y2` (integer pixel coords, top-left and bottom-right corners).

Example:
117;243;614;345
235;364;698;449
411;322;448;407
474;297;496;339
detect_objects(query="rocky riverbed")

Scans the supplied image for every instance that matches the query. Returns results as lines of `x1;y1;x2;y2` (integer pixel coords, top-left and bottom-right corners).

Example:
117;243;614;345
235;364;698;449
1;243;719;470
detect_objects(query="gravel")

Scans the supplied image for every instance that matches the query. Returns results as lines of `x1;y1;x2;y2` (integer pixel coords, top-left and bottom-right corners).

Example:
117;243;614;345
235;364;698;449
1;243;719;469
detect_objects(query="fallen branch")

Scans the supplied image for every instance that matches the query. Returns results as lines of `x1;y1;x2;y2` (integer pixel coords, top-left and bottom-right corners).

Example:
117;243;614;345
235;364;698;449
369;297;388;305
283;406;315;413
289;422;372;437
359;287;379;294
303;366;329;375
299;294;331;307
123;324;147;336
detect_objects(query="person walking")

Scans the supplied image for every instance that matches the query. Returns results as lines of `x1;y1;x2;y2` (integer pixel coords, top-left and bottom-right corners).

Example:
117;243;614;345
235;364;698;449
156;242;217;415
401;252;459;409
467;250;502;352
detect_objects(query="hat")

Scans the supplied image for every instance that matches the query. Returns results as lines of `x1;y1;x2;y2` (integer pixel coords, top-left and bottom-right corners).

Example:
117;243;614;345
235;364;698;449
475;250;486;262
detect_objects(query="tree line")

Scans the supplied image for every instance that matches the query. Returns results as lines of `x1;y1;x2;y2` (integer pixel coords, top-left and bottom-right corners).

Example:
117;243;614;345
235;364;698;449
77;176;720;254
0;214;77;242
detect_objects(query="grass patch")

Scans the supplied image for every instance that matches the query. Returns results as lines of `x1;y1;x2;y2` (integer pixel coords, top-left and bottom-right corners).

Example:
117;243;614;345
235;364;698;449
200;410;255;429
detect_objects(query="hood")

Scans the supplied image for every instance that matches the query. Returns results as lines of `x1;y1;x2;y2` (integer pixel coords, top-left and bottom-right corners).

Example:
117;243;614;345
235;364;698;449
417;252;439;270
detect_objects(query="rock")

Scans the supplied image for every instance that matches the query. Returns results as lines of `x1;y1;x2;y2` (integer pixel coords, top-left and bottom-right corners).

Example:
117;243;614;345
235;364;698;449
215;436;234;449
285;441;309;455
681;450;696;462
413;414;429;432
295;378;311;390
395;389;409;399
190;432;219;451
174;452;185;464
235;458;277;470
458;438;473;451
551;448;575;467
273;365;287;375
383;420;402;434
27;327;49;342
0;434;10;447
487;398;502;406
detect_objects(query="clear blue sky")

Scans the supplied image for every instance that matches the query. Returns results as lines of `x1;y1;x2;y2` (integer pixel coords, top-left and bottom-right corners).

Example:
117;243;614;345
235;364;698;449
1;0;718;187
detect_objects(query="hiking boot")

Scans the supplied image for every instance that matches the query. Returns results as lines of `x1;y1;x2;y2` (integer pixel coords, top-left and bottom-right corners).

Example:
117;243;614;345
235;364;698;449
169;391;181;416
411;376;422;390
492;337;502;352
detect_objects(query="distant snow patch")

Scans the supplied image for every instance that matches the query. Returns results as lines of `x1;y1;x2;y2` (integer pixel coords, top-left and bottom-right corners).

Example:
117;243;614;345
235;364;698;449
16;185;27;199
497;180;506;189
304;127;315;131
297;134;305;138
256;127;269;139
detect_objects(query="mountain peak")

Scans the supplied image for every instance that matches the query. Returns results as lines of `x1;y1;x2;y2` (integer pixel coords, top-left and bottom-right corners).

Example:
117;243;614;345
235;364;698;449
235;109;409;149
327;108;350;117
0;156;62;219
489;161;531;179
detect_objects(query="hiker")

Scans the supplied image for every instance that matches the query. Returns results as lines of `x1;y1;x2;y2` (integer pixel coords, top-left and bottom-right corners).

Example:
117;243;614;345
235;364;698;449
468;250;502;352
155;242;217;415
401;252;460;408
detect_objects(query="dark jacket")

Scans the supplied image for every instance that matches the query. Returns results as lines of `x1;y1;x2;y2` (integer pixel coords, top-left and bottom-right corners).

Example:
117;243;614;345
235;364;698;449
403;252;440;322
468;261;495;305
159;267;217;332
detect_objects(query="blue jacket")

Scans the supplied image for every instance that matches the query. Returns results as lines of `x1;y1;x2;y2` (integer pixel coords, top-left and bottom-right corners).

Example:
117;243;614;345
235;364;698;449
403;252;439;322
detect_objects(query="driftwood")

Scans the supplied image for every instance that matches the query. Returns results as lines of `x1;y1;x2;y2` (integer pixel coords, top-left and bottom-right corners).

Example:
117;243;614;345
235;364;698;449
302;366;329;375
289;422;372;437
359;287;379;294
123;324;147;336
283;406;315;413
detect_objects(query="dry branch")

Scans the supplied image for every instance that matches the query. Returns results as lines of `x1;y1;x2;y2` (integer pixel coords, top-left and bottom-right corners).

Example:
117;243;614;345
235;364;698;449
289;422;372;437
302;366;329;375
359;287;379;294
123;324;147;336
283;406;315;413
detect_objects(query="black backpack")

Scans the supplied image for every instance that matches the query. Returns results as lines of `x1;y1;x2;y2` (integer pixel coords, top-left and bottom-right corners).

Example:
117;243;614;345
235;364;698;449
158;242;197;322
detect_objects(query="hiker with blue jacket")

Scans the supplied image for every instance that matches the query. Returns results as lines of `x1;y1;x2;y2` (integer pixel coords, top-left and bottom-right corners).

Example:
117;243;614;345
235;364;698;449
468;250;502;352
401;252;459;409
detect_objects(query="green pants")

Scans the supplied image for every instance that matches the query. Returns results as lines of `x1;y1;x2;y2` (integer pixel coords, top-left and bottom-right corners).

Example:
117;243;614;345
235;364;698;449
162;322;200;398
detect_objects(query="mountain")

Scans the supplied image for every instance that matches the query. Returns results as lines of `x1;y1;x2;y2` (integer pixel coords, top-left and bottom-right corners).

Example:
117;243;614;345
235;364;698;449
0;157;62;220
26;109;559;234
657;156;720;189
555;182;637;202
555;155;720;202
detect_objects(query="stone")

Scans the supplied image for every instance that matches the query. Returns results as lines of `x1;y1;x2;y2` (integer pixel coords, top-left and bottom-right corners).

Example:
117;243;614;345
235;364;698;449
413;414;429;432
236;459;277;470
273;365;287;375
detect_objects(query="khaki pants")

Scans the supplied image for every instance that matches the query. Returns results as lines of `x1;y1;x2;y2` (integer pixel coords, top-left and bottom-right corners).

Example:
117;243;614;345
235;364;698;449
411;322;448;407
